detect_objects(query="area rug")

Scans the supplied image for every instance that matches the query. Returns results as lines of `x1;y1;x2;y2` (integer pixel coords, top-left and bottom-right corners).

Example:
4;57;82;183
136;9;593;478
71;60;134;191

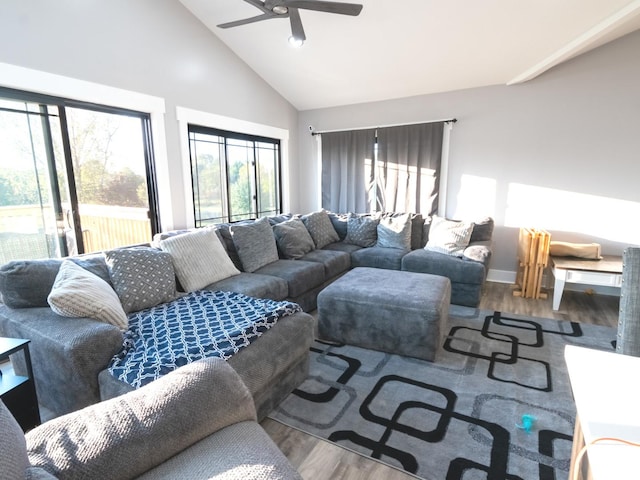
269;306;616;480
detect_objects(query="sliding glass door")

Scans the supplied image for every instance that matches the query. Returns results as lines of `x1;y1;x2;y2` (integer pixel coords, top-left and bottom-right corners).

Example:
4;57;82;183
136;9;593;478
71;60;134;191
0;99;69;262
0;89;158;263
64;107;153;253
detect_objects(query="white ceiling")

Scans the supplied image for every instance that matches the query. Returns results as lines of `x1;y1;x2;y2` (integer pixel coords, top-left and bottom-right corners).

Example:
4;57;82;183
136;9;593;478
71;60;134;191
179;0;640;110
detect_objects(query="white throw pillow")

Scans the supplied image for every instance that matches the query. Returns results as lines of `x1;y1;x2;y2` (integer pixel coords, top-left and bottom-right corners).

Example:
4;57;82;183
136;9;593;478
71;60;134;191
47;260;128;329
425;215;475;257
159;227;240;292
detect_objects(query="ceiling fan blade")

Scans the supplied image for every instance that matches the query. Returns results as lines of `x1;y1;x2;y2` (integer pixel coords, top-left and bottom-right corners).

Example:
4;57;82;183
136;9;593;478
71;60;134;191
217;13;278;29
284;0;362;16
289;7;306;41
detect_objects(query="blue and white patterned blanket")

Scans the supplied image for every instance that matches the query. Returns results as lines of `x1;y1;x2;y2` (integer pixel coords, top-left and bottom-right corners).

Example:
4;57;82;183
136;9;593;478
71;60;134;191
108;290;302;388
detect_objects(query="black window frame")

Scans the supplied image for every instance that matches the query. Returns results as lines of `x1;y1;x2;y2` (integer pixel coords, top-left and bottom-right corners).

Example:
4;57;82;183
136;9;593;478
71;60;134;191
0;86;162;254
188;124;283;226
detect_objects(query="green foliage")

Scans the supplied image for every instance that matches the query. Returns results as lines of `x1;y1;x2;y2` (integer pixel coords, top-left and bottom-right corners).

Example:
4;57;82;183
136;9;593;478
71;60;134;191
229;161;253;219
75;160;146;207
0;171;47;206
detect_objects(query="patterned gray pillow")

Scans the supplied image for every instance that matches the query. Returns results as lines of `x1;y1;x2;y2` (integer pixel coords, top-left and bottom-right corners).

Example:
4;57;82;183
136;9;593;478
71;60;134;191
302;210;340;248
106;247;177;313
273;218;315;259
377;213;412;249
230;217;279;272
344;214;380;247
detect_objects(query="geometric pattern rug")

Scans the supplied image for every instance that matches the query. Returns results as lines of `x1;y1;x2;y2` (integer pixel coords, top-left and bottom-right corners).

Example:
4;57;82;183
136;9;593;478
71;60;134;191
269;306;616;480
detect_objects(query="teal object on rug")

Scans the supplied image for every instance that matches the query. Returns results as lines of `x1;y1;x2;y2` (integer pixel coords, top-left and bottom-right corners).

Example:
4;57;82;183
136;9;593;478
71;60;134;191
269;306;616;480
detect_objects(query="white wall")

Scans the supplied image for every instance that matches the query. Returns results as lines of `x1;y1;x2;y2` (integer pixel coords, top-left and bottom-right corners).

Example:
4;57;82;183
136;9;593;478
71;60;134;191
1;1;639;280
0;0;299;229
298;30;640;277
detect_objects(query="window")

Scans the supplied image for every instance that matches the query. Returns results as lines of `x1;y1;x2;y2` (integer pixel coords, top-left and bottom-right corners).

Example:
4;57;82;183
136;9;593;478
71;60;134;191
188;125;281;226
0;88;159;263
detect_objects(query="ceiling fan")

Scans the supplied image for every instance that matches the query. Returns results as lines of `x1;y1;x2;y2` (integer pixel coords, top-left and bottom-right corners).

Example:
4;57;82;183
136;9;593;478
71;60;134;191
217;0;363;47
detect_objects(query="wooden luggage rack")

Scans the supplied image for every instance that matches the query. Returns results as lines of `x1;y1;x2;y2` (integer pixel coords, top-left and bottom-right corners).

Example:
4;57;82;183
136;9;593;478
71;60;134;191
513;227;551;299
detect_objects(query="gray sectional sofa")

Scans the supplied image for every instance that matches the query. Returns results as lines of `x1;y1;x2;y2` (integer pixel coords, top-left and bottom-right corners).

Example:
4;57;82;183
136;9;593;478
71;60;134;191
0;209;492;423
169;211;493;310
0;250;314;420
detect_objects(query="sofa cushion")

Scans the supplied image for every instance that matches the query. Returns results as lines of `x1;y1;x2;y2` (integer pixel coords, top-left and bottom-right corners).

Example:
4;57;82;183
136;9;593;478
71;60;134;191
204;272;288;301
409;213;425;250
254;260;325;298
230;217;279;273
47;260;128;329
273;218;315;260
344;214;379;247
300;249;351;279
302;210;340;249
105;247;176;313
159;228;240;292
135;421;302;480
377;213;412;249
425;216;474;257
469;217;494;243
351;246;408;270
322;241;363;254
402;248;487;284
267;213;294;225
0;255;110;309
327;212;349;240
214;221;252;270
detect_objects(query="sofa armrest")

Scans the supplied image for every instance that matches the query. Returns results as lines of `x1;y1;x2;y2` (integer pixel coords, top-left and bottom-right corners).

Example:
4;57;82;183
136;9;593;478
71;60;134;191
0;305;123;415
26;357;256;480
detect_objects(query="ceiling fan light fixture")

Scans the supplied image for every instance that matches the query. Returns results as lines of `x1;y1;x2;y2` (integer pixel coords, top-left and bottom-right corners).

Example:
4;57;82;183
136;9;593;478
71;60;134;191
288;35;304;48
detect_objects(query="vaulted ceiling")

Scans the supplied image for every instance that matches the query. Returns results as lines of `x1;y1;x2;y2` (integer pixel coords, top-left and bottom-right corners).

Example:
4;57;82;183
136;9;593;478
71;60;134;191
179;0;640;110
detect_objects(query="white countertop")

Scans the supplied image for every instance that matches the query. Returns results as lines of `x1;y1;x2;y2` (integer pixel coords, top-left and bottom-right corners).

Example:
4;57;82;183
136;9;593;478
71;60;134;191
565;345;640;479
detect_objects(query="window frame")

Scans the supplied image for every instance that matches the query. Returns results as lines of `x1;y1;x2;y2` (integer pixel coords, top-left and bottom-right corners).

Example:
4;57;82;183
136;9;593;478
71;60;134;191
187;124;283;226
0;86;162;254
0;62;171;229
176;106;290;229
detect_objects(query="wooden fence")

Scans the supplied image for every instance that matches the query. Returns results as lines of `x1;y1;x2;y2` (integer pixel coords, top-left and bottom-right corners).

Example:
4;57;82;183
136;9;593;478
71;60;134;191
0;204;152;262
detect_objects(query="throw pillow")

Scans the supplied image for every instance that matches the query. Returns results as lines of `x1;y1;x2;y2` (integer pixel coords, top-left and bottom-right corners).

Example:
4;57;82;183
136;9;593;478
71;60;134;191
327;212;349;240
105;247;177;313
159;228;240;292
376;213;412;249
229;217;279;272
469;217;495;243
425;215;475;257
344;214;379;247
302;210;340;248
273;218;315;259
47;260;128;329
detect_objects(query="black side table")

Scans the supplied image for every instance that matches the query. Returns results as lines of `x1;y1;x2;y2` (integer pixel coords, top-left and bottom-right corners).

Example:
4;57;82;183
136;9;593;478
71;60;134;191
0;337;41;431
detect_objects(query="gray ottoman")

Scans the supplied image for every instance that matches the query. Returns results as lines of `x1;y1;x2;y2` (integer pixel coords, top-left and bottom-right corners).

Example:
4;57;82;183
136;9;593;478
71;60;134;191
317;267;451;361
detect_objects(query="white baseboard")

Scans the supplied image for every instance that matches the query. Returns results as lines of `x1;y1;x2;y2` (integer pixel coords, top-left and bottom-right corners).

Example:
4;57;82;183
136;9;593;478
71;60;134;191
486;269;620;297
486;269;516;284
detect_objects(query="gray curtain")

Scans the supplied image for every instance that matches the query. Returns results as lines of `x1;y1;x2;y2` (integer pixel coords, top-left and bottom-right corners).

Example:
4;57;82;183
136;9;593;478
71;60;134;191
321;129;376;213
376;122;445;215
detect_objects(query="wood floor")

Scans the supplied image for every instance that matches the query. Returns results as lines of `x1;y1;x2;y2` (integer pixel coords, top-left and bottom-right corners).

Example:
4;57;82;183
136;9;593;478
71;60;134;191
261;280;620;479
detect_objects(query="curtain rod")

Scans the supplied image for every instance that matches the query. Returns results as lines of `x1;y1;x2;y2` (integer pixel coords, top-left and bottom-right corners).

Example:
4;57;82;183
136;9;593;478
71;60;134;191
310;118;457;136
